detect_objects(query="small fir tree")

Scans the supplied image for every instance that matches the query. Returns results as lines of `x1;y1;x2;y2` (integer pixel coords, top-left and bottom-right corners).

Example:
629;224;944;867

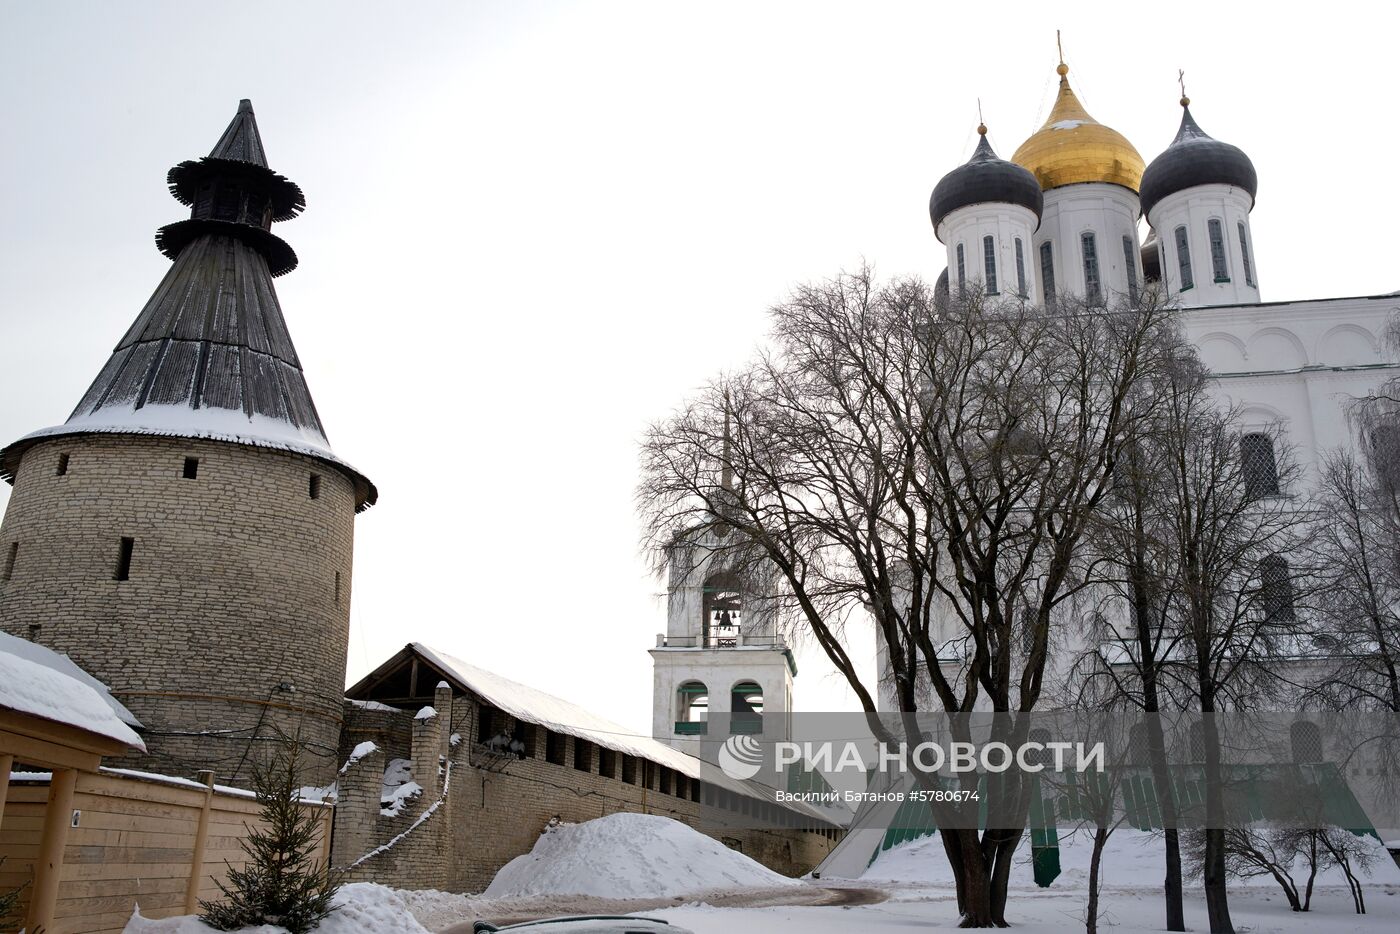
0;858;25;931
200;734;339;933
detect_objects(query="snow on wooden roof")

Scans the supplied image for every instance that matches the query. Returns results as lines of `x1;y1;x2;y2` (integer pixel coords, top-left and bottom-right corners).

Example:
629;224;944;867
0;637;146;750
0;630;142;730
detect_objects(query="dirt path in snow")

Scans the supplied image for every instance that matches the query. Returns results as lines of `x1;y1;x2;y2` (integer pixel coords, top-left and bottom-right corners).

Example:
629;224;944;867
434;883;889;932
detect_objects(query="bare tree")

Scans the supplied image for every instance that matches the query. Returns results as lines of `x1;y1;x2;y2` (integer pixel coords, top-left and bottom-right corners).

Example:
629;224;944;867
1308;449;1400;715
638;268;1178;926
1074;347;1314;934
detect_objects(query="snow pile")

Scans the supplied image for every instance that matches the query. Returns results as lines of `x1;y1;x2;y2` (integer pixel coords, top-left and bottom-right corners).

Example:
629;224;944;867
0;644;145;748
123;883;454;933
484;813;800;899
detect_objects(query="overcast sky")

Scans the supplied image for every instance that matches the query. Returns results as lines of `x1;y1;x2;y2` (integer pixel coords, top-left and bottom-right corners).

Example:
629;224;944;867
2;1;1396;736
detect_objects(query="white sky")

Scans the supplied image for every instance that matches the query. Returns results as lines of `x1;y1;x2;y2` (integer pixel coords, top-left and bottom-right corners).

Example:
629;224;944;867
2;1;1397;738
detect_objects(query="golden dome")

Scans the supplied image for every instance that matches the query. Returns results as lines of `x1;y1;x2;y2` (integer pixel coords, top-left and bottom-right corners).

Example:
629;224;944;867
1011;65;1145;192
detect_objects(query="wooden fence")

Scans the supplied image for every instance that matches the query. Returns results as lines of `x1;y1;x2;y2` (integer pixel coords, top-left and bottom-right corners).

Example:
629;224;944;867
0;769;332;934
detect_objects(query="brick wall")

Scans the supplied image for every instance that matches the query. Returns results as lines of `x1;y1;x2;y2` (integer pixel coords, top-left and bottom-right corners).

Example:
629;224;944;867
332;692;839;894
0;435;358;785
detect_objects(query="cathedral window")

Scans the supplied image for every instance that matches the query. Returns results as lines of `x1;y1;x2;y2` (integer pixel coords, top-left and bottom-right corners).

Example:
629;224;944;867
183;456;199;480
1080;232;1101;305
1122;236;1139;306
676;681;709;734
1290;720;1323;763
1241;433;1280;499
1014;238;1027;297
3;542;16;582
1259;554;1296;623
115;536;135;581
1174;225;1194;290
56;453;70;476
983;235;998;294
1238;222;1255;287
956;243;966;293
1208;218;1230;282
1039;242;1055;307
309;474;322;500
1370;425;1400;492
731;681;764;734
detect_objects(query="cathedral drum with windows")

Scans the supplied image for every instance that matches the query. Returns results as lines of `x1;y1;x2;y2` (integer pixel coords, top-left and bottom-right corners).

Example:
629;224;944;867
0;101;376;785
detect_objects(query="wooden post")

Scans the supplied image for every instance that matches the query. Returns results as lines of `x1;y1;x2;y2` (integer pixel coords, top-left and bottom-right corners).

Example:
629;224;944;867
0;753;13;833
184;770;217;913
27;767;77;934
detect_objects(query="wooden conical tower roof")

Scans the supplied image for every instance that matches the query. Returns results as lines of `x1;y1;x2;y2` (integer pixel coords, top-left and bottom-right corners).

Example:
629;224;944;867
1;100;375;509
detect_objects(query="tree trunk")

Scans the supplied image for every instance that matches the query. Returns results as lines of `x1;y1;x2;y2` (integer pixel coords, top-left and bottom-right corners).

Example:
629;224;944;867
1200;706;1235;933
1132;542;1185;932
1302;834;1317;911
1087;826;1109;934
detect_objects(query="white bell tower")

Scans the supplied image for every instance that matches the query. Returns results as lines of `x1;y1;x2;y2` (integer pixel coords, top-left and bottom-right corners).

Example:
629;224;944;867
649;508;795;754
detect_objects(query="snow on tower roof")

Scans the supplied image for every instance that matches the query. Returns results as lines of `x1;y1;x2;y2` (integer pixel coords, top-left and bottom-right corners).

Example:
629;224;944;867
0;633;146;750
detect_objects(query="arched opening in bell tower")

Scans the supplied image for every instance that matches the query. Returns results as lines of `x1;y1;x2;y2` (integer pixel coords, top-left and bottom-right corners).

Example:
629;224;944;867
676;680;709;735
702;571;743;647
731;680;764;735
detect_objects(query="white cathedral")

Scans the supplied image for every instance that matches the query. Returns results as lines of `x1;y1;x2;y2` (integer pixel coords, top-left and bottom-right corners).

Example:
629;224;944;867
649;57;1398;743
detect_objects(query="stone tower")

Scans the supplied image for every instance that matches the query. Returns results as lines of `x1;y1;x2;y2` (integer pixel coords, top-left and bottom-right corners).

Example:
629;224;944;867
0;101;375;785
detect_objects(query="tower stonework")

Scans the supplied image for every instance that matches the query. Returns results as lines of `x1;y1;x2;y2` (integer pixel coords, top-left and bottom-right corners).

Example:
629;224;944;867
0;101;375;785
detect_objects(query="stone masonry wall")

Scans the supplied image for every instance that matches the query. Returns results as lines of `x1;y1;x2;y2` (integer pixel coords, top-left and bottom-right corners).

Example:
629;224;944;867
0;434;357;785
332;689;839;894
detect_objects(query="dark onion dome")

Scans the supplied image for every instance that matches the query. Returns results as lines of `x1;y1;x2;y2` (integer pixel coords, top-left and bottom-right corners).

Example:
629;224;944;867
1139;98;1258;218
930;125;1043;237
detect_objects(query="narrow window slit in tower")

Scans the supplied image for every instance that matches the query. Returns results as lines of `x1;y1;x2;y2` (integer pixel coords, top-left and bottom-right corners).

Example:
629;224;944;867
3;542;17;582
335;571;342;606
115;537;134;581
183;457;199;480
56;453;70;476
309;474;322;500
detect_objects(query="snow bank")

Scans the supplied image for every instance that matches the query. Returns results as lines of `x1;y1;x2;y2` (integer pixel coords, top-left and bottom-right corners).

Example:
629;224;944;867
0;645;145;748
123;883;452;933
863;827;1400;891
484;813;800;899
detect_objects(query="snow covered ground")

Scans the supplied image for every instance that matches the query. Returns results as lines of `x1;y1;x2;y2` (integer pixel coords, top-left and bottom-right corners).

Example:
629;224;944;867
125;820;1400;933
